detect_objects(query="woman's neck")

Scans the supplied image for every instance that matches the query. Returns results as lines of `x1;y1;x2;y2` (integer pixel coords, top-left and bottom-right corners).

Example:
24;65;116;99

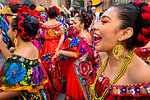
17;38;31;47
106;49;130;68
80;29;87;35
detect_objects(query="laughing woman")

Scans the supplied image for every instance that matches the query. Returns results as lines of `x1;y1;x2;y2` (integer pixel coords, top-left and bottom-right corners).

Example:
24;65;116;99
0;6;47;100
89;1;150;99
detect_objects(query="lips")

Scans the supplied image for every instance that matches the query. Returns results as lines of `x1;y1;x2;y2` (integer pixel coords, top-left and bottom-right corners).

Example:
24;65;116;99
94;33;102;44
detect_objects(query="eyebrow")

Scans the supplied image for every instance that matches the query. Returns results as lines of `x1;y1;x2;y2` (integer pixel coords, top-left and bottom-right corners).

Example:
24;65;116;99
101;15;111;20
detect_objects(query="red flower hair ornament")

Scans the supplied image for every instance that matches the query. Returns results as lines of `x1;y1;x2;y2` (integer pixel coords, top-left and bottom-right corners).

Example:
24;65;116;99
47;6;60;16
17;6;40;41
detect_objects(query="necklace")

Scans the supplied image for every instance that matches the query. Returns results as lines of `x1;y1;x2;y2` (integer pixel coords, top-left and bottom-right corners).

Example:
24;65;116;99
14;42;33;53
89;50;134;100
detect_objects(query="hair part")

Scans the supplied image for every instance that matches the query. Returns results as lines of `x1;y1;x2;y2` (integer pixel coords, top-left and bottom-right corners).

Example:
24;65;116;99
111;2;150;50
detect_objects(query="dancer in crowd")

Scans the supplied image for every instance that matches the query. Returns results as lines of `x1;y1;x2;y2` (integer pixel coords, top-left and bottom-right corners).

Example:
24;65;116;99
0;6;47;100
40;6;64;57
89;1;150;99
39;6;65;99
55;12;93;99
87;0;104;14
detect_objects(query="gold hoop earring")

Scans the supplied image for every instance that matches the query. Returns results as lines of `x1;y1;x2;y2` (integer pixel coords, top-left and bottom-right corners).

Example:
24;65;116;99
112;44;124;59
14;38;17;47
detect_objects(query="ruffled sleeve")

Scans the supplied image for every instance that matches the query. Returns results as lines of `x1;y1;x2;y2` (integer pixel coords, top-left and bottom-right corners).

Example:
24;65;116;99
0;54;47;93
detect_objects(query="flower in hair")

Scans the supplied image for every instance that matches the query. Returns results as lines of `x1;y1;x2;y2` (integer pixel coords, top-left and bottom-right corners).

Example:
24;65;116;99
138;33;146;42
53;6;60;15
144;39;150;45
141;13;150;21
47;6;60;16
142;28;149;36
141;6;150;12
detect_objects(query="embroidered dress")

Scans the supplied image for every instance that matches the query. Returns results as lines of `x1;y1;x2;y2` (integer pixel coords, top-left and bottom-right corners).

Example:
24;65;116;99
135;47;150;65
55;34;95;100
38;22;64;99
39;22;64;57
0;54;47;100
88;62;150;100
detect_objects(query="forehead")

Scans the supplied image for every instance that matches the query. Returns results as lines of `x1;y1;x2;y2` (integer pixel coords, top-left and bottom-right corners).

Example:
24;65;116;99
102;7;119;20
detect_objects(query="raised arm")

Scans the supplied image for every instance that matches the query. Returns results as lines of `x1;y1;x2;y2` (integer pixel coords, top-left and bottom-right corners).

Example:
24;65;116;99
93;0;104;7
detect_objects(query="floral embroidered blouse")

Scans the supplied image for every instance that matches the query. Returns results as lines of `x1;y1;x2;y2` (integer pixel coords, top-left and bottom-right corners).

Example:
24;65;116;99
59;35;95;61
0;54;47;100
135;47;150;65
89;62;150;100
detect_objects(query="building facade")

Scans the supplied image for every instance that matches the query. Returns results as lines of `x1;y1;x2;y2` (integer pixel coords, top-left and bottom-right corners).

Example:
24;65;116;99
0;0;150;11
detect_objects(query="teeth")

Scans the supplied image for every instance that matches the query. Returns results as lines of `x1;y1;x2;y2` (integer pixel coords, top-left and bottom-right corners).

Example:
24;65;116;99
93;33;102;41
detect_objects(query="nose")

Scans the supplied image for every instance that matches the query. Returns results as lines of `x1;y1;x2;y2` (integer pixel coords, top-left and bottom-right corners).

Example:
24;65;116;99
93;21;100;30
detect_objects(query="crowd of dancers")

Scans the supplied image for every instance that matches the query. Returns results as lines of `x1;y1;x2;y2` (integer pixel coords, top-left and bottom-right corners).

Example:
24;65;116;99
0;0;150;100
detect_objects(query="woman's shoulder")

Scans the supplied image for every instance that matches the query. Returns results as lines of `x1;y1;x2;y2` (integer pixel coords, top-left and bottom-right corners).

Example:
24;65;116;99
128;55;150;84
41;21;62;29
13;45;39;60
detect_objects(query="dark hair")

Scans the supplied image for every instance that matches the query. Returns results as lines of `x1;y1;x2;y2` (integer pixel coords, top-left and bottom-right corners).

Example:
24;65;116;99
10;4;20;13
11;14;39;41
111;1;150;50
81;9;86;13
21;0;36;10
99;12;103;17
47;8;58;18
89;1;92;3
76;12;92;29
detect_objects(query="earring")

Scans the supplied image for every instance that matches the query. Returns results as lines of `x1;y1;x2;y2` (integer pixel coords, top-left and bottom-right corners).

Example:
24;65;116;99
112;44;124;59
14;38;17;47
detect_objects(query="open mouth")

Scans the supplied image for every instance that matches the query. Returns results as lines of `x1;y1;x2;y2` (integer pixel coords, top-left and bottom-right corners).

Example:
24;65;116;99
93;33;102;44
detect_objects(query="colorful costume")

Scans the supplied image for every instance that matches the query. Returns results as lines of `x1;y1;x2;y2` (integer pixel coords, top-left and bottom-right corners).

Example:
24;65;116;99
0;54;47;100
39;22;64;99
135;47;150;65
89;66;150;99
56;34;95;99
87;53;150;100
0;15;13;48
39;22;64;57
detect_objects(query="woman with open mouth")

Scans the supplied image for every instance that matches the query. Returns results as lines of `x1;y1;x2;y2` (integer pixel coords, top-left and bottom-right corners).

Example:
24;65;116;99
89;1;150;100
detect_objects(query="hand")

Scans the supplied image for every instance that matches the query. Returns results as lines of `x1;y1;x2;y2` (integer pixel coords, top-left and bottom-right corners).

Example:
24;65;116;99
55;50;62;58
55;48;59;52
9;47;16;53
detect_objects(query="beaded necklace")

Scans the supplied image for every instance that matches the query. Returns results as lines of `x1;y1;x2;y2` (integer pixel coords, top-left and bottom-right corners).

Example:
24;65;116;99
14;42;32;53
89;50;134;100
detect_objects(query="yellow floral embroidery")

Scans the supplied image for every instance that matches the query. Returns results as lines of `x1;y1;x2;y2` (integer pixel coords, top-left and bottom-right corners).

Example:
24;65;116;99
146;57;150;62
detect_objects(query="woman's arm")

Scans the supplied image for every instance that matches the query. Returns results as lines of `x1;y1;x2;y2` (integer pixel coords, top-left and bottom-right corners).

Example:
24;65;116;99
55;33;65;52
56;50;78;58
0;31;12;59
0;91;20;99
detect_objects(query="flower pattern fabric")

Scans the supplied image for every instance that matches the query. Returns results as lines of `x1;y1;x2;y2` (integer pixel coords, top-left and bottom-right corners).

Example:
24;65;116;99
0;54;47;100
6;63;26;84
89;61;150;100
135;47;150;65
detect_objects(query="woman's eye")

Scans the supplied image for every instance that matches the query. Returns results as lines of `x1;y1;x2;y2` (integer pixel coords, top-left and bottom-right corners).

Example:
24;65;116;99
101;21;107;23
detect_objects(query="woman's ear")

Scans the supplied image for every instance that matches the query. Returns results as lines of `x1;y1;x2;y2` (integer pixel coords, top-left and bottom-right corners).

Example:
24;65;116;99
12;29;18;40
118;27;133;41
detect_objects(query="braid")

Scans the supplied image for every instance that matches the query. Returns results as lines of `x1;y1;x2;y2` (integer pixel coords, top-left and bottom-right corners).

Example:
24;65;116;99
130;1;150;46
81;12;92;29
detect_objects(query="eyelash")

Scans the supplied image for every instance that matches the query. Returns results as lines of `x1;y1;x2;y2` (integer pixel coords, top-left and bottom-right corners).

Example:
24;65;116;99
101;21;107;23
